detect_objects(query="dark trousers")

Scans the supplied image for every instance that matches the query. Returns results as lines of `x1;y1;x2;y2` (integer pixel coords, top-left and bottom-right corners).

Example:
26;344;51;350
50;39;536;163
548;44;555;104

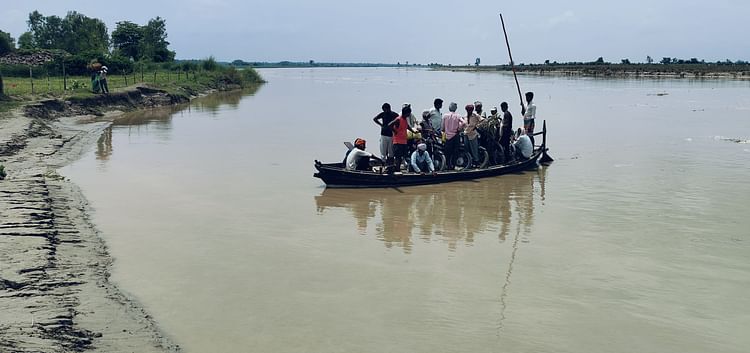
100;79;109;94
393;143;408;171
444;135;459;168
355;156;370;171
499;127;512;162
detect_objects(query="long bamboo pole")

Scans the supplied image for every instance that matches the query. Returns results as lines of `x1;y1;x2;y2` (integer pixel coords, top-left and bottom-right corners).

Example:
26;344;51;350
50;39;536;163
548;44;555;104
499;14;524;110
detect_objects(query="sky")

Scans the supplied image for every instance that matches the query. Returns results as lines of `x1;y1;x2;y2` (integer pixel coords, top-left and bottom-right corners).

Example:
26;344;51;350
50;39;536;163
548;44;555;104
1;0;747;65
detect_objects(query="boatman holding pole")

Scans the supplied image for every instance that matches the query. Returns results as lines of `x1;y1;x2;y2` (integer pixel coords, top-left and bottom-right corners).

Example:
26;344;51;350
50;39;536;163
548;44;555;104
521;92;536;145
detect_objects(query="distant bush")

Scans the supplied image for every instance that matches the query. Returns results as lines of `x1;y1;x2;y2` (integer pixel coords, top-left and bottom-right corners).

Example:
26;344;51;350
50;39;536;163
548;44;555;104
201;56;218;71
180;61;198;72
240;67;264;84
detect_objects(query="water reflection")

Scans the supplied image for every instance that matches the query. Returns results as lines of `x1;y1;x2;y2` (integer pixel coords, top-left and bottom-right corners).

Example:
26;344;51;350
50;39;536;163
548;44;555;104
94;87;260;161
315;166;548;253
96;126;113;161
190;86;260;114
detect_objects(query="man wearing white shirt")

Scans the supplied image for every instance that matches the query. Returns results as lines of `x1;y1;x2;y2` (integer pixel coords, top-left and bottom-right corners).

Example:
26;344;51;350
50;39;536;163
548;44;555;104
521;91;536;145
428;98;444;136
513;128;533;159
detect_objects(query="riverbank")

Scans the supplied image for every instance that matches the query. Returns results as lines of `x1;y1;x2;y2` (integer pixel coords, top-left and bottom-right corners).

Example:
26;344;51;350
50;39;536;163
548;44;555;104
434;63;750;79
0;83;256;351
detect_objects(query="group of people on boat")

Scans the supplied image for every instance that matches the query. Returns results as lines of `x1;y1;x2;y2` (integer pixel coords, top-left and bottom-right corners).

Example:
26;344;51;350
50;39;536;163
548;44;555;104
345;92;538;173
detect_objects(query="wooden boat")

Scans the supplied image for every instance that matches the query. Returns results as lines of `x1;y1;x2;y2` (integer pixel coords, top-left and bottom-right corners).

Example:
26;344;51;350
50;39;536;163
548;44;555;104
314;121;552;188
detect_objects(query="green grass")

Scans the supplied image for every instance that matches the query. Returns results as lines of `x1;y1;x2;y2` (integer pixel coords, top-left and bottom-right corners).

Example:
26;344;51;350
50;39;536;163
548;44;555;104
2;70;195;97
1;67;264;99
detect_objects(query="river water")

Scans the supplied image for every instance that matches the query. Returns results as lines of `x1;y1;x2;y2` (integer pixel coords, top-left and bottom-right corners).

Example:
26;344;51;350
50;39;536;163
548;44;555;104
61;68;749;353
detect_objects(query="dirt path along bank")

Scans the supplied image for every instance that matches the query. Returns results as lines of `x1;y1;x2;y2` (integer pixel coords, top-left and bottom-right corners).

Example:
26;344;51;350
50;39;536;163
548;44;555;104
0;87;190;352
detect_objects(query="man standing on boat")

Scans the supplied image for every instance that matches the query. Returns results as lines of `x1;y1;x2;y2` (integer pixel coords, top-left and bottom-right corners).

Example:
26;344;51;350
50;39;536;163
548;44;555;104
521;92;536;145
403;103;419;130
442;102;465;170
474;101;486;119
373;103;399;163
429;98;444;136
465;104;482;167
499;102;513;163
389;105;418;172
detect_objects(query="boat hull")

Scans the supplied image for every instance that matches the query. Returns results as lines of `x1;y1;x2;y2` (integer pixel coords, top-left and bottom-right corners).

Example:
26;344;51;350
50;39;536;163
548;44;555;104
314;149;544;188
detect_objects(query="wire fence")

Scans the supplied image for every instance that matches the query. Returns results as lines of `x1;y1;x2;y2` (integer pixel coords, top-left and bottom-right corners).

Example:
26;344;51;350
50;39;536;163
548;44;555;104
1;67;199;96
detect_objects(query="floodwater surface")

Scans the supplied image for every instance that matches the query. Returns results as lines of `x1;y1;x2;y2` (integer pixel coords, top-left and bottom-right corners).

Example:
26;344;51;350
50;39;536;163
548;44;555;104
61;68;750;353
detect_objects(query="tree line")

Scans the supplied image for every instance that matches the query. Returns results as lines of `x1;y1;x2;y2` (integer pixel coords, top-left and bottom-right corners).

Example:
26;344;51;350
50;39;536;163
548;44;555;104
538;56;748;66
0;10;175;76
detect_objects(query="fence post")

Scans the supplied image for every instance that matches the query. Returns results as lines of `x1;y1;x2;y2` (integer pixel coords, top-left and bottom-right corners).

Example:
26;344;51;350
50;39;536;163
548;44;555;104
141;64;144;82
47;74;51;93
29;66;35;94
153;71;157;83
124;72;128;86
63;62;67;91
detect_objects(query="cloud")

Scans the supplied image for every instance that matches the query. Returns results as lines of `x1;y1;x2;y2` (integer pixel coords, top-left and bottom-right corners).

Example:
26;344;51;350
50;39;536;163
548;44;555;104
547;10;577;28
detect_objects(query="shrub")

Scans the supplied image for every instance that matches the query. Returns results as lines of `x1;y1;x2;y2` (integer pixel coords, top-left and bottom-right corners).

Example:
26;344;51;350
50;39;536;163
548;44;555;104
0;164;6;180
201;56;218;71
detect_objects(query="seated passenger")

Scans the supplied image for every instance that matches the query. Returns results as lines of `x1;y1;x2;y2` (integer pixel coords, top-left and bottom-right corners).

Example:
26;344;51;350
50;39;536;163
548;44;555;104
513;128;533;159
410;143;436;175
346;138;382;171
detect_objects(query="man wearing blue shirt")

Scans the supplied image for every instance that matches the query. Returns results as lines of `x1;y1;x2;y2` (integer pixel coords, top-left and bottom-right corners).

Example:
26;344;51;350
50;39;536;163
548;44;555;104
410;143;436;175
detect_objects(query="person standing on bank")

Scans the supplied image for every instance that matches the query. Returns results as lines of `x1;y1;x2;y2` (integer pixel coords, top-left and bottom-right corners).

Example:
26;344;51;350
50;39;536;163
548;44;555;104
520;91;536;145
389;105;418;171
499;102;513;162
99;66;109;94
373;103;399;163
442;102;466;170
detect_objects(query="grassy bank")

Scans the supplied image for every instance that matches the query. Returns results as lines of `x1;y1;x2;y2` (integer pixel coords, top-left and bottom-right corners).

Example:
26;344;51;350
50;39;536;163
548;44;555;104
1;66;264;100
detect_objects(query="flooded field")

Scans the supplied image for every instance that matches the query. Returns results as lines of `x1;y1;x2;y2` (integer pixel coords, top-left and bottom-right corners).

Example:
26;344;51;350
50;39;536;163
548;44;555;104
61;68;750;353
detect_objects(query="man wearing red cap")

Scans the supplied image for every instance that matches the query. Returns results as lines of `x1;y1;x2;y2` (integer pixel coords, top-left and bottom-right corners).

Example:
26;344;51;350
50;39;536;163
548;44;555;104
345;138;382;171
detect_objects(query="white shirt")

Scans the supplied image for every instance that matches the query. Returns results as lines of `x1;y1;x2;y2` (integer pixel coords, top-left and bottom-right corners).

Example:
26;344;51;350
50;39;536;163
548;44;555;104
428;108;442;132
345;149;373;170
524;102;536;121
407;113;419;129
514;135;533;158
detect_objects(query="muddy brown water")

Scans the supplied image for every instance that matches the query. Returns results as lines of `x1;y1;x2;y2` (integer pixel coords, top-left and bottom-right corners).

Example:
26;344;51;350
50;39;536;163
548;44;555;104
61;68;749;353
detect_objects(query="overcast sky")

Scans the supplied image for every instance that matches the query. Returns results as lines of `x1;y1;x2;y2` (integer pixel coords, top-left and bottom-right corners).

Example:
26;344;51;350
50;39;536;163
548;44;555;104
1;0;747;64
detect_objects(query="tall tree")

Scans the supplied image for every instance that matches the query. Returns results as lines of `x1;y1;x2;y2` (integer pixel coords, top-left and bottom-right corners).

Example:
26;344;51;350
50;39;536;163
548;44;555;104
0;30;14;55
27;10;65;49
112;21;143;60
18;32;34;49
61;11;109;53
25;10;108;54
141;17;174;62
